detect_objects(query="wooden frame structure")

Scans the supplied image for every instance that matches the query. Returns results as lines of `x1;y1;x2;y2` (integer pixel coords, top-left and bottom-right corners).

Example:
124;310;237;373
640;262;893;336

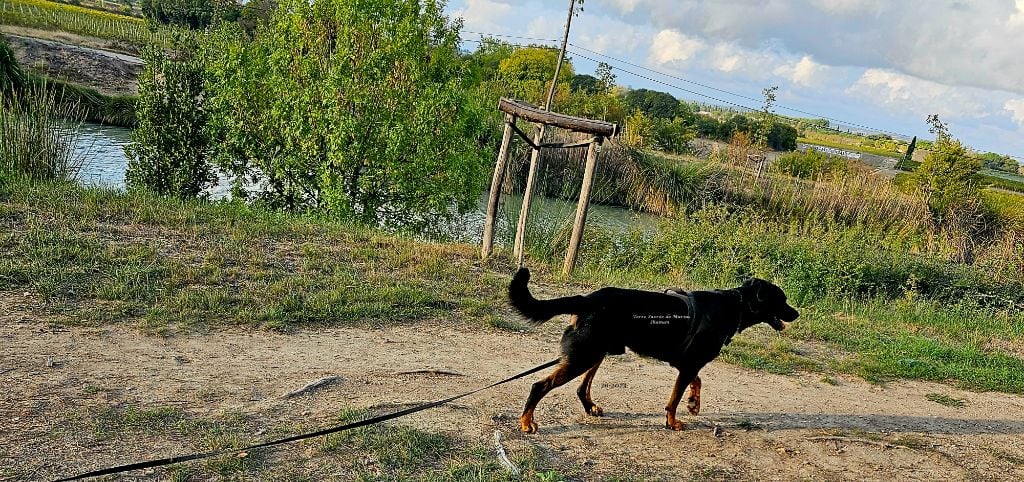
480;98;617;275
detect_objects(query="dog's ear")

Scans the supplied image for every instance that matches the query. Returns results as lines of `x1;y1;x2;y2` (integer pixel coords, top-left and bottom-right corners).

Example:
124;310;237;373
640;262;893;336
742;278;765;302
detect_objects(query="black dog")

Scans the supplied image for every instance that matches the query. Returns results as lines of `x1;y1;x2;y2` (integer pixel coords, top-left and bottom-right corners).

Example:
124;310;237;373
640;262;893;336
508;268;799;433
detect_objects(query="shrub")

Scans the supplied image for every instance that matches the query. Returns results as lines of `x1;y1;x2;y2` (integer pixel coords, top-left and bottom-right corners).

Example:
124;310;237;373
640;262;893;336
773;149;846;179
126;44;215;198
203;0;489;230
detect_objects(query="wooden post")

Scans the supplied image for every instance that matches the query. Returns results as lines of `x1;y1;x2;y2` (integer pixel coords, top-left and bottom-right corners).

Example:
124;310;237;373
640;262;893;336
562;137;603;275
481;114;516;259
511;0;577;269
513;125;545;266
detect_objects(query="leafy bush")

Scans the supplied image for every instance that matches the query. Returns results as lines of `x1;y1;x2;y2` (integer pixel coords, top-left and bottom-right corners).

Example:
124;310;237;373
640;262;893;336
126;44;215;198
914;138;980;215
203;0;489;230
0;36;24;96
773;149;847;179
584;207;1023;309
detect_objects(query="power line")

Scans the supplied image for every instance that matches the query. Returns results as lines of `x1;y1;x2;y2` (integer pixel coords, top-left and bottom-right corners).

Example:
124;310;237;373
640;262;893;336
460;35;1024;162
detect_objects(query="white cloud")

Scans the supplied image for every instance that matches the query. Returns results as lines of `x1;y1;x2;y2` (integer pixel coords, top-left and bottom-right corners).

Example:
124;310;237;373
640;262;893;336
773;56;829;87
809;0;884;15
1010;0;1024;28
451;0;513;33
605;0;642;13
846;69;989;120
592;0;1024;95
648;29;704;67
1005;99;1024;128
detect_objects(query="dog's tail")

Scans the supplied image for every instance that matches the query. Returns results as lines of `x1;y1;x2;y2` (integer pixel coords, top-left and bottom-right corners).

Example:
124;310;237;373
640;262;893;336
508;268;590;323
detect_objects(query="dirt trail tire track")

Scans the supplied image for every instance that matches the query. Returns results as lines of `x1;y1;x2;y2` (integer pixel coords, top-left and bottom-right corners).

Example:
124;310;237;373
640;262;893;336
3;309;1024;480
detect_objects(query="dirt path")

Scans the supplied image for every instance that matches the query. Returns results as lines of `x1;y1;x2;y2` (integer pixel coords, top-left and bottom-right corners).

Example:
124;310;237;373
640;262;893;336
3;307;1024;480
3;31;141;95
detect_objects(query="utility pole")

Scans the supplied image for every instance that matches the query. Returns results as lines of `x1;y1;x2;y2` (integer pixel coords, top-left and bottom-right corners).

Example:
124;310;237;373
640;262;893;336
512;0;577;267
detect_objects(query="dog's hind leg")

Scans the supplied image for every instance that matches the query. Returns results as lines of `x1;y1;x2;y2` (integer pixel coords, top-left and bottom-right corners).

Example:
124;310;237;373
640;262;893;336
686;376;702;415
520;356;598;433
576;356;606;417
665;367;700;431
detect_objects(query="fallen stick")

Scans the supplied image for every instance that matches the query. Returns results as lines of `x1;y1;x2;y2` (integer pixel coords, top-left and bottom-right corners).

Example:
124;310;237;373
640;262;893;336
397;369;465;377
807;436;897;449
493;430;520;476
283;376;343;398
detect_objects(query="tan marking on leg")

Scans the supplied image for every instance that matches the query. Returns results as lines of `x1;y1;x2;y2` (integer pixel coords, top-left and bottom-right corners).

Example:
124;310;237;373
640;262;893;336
577;358;605;416
686;376;702;416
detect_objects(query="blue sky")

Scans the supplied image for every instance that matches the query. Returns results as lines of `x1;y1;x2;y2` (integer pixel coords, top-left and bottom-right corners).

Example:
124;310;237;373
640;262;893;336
446;0;1024;161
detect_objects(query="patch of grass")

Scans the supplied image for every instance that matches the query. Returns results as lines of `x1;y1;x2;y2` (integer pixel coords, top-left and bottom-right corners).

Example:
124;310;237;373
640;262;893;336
821;375;839;386
925;393;966;408
720;336;822;375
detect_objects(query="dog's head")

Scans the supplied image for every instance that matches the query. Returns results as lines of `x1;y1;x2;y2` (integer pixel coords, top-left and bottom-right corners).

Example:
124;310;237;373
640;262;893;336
737;278;799;332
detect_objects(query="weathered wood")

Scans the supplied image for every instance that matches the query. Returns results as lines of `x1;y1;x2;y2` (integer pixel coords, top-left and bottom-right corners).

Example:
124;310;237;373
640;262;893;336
499;98;616;137
563;137;603;275
481;114;516;259
513;124;546;266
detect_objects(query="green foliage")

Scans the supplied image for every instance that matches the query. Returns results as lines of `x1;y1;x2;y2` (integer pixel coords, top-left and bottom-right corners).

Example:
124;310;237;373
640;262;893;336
978;152;1019;173
570;73;601;94
650;117;694;154
0;36;24;96
496;46;574;105
27;74;137;126
464;37;515;83
0;83;84;182
203;0;489;230
140;0;235;28
584;206;1023;309
774;149;847;179
623;88;679;119
914;138;980;215
768;122;798;151
126;44;215;198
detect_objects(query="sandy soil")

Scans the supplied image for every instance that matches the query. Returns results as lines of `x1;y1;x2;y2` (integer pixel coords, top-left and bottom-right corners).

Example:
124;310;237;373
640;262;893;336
3;290;1024;481
3;30;141;95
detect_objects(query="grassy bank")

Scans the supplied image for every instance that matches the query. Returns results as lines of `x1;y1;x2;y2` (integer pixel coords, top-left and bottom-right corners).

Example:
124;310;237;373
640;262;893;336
2;179;1023;395
15;403;569;481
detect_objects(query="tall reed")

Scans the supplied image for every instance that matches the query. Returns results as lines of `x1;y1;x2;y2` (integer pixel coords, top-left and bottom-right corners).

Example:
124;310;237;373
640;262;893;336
1;83;84;181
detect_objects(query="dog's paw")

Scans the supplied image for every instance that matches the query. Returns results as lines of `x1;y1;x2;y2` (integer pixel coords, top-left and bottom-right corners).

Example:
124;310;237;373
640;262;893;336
587;405;604;417
665;418;685;431
686;396;700;416
520;418;538;434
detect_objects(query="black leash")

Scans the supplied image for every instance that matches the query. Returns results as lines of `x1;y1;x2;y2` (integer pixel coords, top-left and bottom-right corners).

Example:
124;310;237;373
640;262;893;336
55;358;561;481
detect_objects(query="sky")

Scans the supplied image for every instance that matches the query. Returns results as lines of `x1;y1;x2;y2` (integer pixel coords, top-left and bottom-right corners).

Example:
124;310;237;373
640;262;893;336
446;0;1024;160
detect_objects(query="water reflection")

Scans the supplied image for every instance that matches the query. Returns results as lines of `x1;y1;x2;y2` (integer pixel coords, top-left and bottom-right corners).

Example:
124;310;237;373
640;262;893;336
74;122;131;188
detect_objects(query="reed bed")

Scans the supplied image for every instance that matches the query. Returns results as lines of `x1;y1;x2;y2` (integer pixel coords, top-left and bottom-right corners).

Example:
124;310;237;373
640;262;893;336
1;84;84;181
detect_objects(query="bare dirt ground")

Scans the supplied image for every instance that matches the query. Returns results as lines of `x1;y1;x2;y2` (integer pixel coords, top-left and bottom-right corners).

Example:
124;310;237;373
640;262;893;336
3;290;1024;482
2;29;141;95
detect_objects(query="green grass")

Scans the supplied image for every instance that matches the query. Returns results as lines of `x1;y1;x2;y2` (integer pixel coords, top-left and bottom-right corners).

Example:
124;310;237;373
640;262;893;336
925;393;966;408
38;404;568;481
3;180;1024;394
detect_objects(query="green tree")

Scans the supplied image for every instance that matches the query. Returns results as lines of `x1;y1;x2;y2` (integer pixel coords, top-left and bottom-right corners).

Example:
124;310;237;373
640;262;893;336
914;116;980;215
204;0;489;230
623;88;679;119
466;37;516;83
570;74;602;94
141;0;238;29
126;44;216;198
497;46;574;105
904;136;917;162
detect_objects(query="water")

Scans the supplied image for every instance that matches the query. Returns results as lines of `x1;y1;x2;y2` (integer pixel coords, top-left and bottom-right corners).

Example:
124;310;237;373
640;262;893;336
69;123;660;239
74;122;132;188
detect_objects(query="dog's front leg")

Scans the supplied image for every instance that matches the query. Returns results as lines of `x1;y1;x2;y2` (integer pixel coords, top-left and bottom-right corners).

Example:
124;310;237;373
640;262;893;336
665;368;699;430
